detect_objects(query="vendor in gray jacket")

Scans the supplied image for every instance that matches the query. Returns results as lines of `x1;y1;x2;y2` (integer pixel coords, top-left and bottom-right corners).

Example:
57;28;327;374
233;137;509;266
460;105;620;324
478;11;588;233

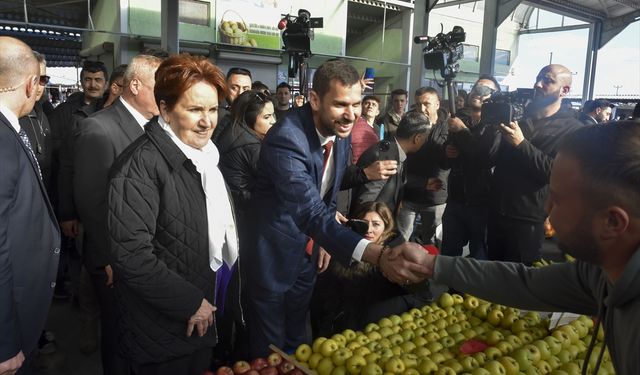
395;121;640;375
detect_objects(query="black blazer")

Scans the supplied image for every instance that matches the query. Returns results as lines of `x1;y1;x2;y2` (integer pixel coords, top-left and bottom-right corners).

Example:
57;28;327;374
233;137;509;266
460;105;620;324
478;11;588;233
351;138;405;215
0;113;60;362
73;98;145;270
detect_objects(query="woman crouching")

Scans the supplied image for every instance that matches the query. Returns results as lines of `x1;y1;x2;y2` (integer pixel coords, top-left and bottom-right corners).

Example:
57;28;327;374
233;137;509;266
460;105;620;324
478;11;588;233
107;54;238;375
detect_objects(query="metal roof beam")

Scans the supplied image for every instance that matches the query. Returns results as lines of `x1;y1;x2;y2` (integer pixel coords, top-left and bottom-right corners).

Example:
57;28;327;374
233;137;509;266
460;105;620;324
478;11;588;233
600;11;640;48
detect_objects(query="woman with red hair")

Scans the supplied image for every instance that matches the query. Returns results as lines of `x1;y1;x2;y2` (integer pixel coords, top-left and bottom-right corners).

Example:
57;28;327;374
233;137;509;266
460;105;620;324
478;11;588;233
106;54;237;375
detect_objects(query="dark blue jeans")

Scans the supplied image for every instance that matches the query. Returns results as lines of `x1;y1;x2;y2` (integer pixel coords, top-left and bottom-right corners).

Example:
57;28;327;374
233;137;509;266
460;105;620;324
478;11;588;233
441;201;488;260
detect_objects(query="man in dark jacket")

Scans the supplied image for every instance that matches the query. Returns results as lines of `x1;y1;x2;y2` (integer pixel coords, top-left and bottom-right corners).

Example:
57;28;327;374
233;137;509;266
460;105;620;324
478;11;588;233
441;75;500;260
397;87;449;244
579;99;613;125
212;67;252;144
351;111;431;215
451;64;582;264
73;55;161;375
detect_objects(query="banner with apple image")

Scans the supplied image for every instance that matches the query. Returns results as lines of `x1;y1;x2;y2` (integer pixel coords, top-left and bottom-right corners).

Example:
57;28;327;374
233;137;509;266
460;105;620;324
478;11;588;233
215;0;347;55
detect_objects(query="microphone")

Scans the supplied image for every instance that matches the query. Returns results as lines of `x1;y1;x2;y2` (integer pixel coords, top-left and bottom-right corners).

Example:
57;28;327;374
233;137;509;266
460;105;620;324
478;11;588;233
413;35;431;44
277;18;288;30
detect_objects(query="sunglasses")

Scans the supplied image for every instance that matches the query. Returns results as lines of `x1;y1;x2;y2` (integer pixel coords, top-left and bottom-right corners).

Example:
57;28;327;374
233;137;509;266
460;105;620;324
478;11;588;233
39;75;50;86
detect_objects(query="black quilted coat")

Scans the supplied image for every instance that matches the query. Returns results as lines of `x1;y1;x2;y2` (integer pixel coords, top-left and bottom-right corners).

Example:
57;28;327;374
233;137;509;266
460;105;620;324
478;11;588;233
107;118;217;364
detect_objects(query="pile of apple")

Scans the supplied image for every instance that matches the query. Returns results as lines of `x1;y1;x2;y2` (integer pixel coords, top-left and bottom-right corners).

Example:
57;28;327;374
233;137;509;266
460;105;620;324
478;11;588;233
289;293;614;375
214;353;304;375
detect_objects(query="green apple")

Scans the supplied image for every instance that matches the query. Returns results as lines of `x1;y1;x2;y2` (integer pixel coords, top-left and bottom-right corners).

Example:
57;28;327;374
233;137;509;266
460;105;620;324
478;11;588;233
557;362;580;375
531;340;551;360
413;347;431;358
378;338;392;349
434;319;447;330
354;346;371;358
484;347;502;361
401;354;419;369
400;329;415;341
365;323;380;333
548;370;570;375
497;356;519;375
463;295;480;310
346;341;361;351
451;332;466;343
517;331;534;344
364;352;380;364
404;369;420;375
400;341;416;354
361;363;383;375
379;317;393;328
367;331;382;342
524;311;541;325
342;329;357;341
459;356;479;371
389;333;404;346
474;305;490;319
389;315;403;326
313;337;327;353
487;309;504;326
445;323;462;335
500;314;519;329
331;334;347;348
510;319;529;334
445;316;459;325
308;352;324;369
435;366;456;375
383;357;405;374
483;360;507;375
416;359;438;375
296;343;313;362
331;365;347;375
439;360;460;373
355;334;371;346
345;355;367;375
485;330;505;345
452;293;464;304
543;336;562;355
546;355;560;369
414;327;427;337
415;318;428;328
425;332;440;342
438;292;455;308
511;348;534;371
462;328;477;339
412;336;428;347
536;360;552;374
471;368;491;375
426;341;443;353
495;340;514;354
317;357;335;375
320;339;339;357
460;321;472;330
439;336;456;348
430;352;446;364
523;344;541;364
555;349;573;364
409;307;423;319
473;352;487;366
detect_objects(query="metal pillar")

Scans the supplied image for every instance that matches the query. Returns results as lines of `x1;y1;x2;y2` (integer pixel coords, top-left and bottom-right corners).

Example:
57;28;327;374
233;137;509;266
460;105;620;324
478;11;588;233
479;0;499;76
161;0;179;53
582;21;601;102
408;0;435;100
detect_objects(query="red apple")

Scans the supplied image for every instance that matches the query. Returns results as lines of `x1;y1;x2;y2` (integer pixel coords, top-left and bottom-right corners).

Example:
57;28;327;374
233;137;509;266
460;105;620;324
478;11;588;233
267;353;283;367
277;361;295;374
251;358;268;371
259;366;278;375
233;361;251;375
246;371;260;375
217;366;234;375
289;369;303;375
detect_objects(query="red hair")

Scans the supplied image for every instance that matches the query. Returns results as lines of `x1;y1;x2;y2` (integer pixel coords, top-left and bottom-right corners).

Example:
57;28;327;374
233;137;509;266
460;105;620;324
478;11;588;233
154;54;227;111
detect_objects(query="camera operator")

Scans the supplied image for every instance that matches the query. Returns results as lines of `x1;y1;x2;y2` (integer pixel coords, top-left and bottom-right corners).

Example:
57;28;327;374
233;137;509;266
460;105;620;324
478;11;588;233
442;75;501;260
451;64;582;265
397;87;449;244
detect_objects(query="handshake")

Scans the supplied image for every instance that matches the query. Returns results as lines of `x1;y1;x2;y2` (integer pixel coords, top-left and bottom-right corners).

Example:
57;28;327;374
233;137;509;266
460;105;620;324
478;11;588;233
365;242;437;285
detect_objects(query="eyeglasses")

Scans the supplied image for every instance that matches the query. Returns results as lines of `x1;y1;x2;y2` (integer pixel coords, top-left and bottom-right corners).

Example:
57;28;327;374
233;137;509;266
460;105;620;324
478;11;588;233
39;75;50;86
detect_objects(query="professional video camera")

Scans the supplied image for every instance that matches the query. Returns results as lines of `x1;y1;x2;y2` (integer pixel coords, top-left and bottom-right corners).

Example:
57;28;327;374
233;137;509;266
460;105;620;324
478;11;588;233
481;88;534;125
278;9;323;78
414;25;465;115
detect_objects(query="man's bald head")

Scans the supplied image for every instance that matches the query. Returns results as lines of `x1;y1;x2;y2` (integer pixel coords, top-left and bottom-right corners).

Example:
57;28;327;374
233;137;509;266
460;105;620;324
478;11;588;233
533;63;573;108
0;36;39;88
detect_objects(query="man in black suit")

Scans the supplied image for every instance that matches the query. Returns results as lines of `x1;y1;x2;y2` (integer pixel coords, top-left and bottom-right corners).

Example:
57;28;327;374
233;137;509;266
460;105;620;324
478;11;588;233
352;111;432;215
579;99;613;125
0;36;60;375
73;54;162;375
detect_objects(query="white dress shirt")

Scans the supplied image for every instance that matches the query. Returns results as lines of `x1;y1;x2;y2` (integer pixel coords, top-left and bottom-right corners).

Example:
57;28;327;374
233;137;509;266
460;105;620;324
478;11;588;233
119;97;149;128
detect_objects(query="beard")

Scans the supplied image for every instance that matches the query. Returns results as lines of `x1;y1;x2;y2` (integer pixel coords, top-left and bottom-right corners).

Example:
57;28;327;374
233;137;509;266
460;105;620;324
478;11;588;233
556;215;603;266
531;87;562;110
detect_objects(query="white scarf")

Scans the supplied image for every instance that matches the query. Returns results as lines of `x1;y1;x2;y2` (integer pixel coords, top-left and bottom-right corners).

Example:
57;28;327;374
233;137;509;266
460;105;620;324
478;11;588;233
158;116;238;271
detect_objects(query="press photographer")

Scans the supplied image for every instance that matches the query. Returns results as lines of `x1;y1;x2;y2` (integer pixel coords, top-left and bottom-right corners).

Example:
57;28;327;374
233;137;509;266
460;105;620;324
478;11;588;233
449;64;583;265
441;75;501;260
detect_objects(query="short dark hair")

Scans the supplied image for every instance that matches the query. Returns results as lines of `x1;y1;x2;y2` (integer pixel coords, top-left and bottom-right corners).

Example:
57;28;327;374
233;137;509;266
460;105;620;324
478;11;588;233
231;89;272;130
154;54;227;111
81;60;108;80
362;95;380;105
476;75;501;92
226;67;252;80
415;86;439;99
312;59;360;99
252;81;271;95
276;82;291;92
396;111;431;139
558;121;640;216
109;64;128;86
390;88;408;98
584;99;613;113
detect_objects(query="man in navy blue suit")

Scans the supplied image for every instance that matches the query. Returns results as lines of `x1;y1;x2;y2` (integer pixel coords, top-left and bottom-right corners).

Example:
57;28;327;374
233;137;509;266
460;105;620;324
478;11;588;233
0;36;60;375
245;59;428;357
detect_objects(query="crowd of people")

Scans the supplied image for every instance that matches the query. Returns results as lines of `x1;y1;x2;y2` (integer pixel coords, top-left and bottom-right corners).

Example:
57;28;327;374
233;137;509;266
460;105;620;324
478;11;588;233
1;33;640;375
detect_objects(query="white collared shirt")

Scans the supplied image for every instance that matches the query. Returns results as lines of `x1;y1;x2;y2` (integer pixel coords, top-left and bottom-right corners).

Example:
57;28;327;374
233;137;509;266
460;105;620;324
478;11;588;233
0;104;20;133
314;128;370;261
119;97;149;128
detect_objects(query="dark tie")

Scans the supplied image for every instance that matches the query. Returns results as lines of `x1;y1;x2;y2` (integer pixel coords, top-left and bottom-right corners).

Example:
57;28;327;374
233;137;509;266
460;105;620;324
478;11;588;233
306;140;334;256
19;128;42;180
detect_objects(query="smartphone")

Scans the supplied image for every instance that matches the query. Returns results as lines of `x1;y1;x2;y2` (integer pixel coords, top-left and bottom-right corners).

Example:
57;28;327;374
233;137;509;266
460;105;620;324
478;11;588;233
364;67;375;93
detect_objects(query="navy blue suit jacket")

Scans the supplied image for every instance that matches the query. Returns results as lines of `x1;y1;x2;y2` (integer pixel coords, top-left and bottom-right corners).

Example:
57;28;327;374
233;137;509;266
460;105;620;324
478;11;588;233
247;104;363;292
0;113;60;362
